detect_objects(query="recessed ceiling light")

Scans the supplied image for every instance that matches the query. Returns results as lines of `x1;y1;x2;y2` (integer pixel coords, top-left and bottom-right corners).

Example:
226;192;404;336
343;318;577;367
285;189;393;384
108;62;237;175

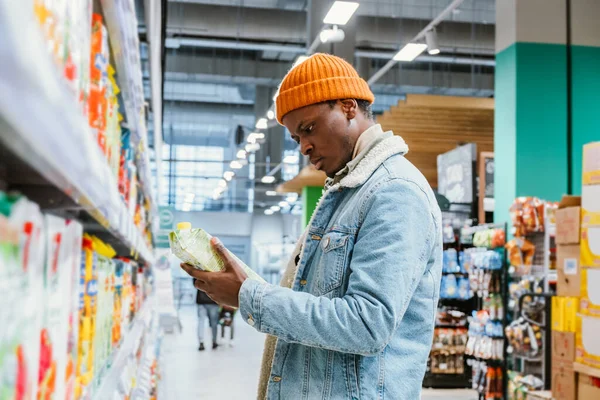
266;191;277;196
223;171;235;181
393;43;427;62
255;118;268;130
230;160;243;169
283;154;299;164
236;150;247;159
267;109;275;120
261;176;276;184
323;1;359;26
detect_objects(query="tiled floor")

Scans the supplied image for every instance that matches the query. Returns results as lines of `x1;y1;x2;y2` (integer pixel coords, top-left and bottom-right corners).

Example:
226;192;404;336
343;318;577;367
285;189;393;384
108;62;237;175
162;305;478;400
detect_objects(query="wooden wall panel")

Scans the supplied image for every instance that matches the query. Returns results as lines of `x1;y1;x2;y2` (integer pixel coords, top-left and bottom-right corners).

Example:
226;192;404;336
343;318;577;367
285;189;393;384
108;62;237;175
377;94;494;188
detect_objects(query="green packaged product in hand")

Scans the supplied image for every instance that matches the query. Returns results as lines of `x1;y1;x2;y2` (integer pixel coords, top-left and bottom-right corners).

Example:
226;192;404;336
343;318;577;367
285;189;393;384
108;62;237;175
169;222;266;283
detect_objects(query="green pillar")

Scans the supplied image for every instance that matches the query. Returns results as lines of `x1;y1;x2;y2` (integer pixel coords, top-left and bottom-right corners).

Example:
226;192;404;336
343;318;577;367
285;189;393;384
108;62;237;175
570;1;600;194
302;186;322;228
494;0;569;224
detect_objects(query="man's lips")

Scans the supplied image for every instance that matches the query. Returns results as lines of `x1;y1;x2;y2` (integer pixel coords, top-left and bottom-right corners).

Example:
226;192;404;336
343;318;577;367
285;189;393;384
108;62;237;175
311;157;323;170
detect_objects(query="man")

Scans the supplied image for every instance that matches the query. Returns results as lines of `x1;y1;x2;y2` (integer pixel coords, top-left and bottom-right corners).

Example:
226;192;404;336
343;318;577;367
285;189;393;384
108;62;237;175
195;280;220;351
182;53;442;399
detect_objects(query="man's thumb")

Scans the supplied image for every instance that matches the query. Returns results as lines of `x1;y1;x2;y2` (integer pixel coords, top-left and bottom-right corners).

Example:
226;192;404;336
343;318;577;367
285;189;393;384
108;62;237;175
211;237;234;270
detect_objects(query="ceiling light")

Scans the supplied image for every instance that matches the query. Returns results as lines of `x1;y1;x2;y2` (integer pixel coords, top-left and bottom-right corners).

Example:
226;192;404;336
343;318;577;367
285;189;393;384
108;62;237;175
255;118;268;130
319;26;345;44
283;154;299;164
182;203;192;212
236;149;247;159
224;171;235;181
264;209;274;215
230;160;243;169
425;29;440;55
293;55;309;68
184;193;195;202
245;143;260;153
261;175;276;184
218;179;227;188
279;201;289;208
266;191;278;196
286;193;298;203
267;109;275;120
247;132;265;143
393;43;427;62
212;192;221;201
323;1;359;26
270;206;281;212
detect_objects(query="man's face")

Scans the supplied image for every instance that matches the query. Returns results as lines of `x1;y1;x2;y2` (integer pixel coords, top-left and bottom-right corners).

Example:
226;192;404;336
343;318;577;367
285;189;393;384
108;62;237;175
283;101;357;178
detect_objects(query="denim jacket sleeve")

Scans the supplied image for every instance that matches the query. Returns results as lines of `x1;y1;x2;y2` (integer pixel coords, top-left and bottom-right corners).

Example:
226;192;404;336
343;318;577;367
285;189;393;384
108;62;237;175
238;177;435;356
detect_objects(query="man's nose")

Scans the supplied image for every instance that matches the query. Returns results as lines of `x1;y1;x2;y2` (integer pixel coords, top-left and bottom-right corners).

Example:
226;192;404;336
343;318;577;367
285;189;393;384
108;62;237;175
300;139;313;156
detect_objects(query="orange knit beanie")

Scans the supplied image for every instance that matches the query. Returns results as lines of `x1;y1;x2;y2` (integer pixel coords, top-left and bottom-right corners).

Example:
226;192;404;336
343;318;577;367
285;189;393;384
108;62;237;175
275;53;375;124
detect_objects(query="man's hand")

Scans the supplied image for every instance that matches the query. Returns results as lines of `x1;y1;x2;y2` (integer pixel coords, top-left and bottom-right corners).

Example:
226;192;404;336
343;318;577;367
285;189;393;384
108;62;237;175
180;237;248;308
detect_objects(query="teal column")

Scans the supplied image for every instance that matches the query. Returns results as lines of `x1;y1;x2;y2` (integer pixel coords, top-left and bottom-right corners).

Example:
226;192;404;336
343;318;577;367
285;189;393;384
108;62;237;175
570;2;600;194
494;0;568;224
302;186;322;228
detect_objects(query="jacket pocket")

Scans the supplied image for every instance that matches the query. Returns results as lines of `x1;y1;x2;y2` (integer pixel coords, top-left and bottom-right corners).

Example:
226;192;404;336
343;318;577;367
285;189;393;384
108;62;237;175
316;231;350;296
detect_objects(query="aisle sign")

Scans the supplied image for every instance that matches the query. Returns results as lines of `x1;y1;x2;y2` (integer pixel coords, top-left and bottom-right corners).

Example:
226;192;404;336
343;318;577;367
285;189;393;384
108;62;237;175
437;143;477;204
156;207;174;248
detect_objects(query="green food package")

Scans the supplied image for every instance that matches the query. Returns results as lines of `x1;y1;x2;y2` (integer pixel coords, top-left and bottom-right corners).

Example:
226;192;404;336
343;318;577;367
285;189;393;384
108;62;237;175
169;222;266;283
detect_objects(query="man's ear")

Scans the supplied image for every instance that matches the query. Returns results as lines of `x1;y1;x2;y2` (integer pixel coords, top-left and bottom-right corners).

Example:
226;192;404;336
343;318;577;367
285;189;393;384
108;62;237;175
340;99;358;120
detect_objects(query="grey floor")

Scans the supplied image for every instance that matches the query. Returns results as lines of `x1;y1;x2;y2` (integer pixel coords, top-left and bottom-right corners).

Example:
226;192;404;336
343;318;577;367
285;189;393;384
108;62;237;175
162;305;478;400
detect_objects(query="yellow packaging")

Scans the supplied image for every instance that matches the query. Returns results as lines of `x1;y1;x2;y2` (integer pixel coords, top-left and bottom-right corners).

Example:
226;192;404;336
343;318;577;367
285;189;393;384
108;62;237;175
580;268;600;316
582;142;600;186
553;296;566;331
576;314;600;368
553;296;578;332
565;297;578;332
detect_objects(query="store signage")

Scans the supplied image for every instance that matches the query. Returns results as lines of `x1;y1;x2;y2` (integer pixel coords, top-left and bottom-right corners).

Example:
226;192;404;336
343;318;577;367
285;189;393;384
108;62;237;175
156;207;175;248
437;143;476;204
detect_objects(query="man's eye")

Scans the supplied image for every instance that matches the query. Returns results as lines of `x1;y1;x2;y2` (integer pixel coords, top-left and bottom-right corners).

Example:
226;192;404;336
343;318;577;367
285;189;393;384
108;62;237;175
305;124;314;133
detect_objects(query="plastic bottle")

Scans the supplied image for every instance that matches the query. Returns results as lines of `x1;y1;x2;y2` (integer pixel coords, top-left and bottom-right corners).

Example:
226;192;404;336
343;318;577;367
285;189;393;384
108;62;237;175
169;222;265;283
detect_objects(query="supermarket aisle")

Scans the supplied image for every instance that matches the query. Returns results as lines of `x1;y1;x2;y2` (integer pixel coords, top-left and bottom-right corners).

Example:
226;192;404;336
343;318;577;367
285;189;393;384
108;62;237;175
163;305;477;400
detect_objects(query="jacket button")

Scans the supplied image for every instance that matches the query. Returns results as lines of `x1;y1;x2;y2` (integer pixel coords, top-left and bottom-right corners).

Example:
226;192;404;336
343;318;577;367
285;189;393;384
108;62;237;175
272;376;282;382
311;234;322;241
247;314;255;326
323;236;330;248
300;279;307;286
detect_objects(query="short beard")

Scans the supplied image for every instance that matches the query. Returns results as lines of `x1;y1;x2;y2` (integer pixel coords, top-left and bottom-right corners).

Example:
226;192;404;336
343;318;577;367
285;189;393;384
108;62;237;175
327;134;355;178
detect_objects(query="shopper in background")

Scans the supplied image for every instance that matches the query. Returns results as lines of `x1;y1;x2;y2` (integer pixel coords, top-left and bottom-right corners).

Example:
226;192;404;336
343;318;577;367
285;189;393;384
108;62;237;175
219;305;236;347
182;53;442;399
195;280;220;351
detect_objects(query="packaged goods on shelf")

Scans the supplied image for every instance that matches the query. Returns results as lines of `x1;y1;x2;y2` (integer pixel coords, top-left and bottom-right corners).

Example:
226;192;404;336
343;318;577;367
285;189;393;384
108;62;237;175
430;328;468;374
506;371;544;400
505;318;543;358
37;215;84;400
510;197;547;237
551;296;577;332
471;361;504;400
505;238;536;276
465;310;504;361
436;308;468;327
0;193;46;400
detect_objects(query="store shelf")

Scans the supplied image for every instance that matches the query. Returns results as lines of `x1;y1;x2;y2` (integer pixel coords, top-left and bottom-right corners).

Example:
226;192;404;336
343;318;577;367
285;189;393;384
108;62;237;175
574;362;600;379
0;2;154;264
92;297;154;400
99;0;156;213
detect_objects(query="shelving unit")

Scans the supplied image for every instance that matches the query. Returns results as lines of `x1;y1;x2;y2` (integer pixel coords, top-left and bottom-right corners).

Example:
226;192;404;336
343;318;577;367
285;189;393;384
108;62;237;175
91;297;154;400
0;1;155;264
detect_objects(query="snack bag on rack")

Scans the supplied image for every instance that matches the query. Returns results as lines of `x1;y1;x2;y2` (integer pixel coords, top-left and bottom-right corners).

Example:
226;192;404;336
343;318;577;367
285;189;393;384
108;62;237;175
169;222;266;283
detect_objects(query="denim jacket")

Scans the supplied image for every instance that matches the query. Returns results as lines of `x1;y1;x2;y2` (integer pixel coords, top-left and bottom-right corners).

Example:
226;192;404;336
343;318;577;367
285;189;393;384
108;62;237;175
239;134;442;399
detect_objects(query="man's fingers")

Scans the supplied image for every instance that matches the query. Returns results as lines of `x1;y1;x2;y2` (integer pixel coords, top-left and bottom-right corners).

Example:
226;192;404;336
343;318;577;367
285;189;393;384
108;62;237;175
210;237;236;270
180;263;212;282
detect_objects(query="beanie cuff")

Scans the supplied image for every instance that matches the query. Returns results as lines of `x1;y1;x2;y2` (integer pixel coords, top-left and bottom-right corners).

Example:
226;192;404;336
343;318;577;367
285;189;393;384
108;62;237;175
276;76;375;124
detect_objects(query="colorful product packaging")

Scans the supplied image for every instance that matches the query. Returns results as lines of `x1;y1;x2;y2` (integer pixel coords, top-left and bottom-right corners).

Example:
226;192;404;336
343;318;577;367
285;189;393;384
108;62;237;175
88;13;109;154
0;194;47;400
